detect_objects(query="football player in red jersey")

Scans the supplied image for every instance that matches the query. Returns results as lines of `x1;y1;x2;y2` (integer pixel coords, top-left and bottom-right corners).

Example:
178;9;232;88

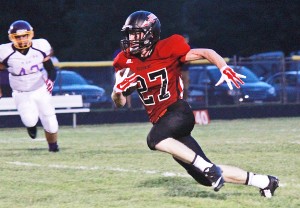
112;11;279;197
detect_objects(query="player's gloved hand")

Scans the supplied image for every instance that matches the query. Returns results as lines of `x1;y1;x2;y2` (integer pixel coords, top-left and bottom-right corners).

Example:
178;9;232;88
113;68;137;93
215;65;246;90
45;79;54;94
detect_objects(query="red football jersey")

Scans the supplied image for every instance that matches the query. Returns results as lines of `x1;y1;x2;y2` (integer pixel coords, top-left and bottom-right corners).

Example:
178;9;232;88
113;34;190;123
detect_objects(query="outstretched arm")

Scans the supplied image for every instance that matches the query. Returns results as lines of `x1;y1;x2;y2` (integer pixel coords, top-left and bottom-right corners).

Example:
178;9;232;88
185;48;246;89
185;48;227;69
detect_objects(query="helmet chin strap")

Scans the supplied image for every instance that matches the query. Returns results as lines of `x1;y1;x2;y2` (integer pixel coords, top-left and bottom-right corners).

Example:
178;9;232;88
140;48;153;58
14;42;32;50
140;44;154;58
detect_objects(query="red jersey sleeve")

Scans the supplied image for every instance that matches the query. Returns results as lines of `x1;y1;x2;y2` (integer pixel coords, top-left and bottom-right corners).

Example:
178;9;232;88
113;52;127;72
168;34;190;62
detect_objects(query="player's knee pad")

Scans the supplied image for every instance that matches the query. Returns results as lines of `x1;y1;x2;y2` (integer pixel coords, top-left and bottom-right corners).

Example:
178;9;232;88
17;102;39;127
20;112;38;127
40;114;58;133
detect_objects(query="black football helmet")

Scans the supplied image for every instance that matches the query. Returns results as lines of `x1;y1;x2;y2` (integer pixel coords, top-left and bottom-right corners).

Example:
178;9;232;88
8;20;34;49
120;10;161;55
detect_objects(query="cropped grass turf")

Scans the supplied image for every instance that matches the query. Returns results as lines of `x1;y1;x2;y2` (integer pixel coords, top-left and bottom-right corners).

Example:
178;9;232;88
0;117;299;208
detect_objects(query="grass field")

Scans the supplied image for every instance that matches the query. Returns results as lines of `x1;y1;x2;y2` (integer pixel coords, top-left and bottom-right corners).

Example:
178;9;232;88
0;117;299;208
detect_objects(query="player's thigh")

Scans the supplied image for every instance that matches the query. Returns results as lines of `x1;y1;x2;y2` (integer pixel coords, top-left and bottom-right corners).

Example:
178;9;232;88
34;86;56;116
12;91;39;126
163;99;195;138
33;87;58;132
147;100;195;150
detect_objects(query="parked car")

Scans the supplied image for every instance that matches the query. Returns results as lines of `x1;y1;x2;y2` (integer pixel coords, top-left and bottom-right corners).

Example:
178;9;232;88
246;51;285;81
188;65;277;106
52;70;111;108
266;71;300;103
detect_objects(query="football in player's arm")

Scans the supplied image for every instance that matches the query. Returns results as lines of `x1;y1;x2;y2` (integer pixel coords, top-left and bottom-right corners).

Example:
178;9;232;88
0;20;59;152
111;10;279;197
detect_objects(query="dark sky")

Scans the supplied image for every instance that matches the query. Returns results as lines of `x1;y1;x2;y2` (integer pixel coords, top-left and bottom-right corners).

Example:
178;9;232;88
1;0;300;61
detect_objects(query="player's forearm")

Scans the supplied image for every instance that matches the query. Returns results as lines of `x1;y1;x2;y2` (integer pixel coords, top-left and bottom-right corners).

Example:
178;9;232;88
43;59;57;81
185;48;227;69
111;91;126;108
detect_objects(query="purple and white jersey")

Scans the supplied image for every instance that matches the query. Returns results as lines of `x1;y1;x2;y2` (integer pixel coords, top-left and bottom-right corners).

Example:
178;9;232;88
0;39;52;92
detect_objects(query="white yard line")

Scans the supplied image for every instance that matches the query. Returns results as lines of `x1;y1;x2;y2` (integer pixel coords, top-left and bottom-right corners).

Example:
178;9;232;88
7;161;189;178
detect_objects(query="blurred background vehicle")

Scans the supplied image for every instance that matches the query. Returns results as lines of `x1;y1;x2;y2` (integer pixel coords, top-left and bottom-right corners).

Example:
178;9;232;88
244;51;285;81
127;91;144;109
53;70;111;108
266;71;300;103
188;65;277;107
186;88;206;109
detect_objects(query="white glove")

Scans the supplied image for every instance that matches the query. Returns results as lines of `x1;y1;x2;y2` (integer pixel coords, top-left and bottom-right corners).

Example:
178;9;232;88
45;79;54;94
113;68;137;93
215;65;246;90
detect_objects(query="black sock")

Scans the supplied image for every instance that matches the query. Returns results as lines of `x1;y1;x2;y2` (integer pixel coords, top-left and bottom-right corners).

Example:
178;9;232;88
48;142;58;151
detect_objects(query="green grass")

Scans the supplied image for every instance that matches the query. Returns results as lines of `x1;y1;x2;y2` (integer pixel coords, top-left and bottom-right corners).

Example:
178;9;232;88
0;118;299;208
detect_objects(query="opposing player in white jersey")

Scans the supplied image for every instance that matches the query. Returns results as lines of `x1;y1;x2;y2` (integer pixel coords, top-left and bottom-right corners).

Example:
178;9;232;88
0;20;59;152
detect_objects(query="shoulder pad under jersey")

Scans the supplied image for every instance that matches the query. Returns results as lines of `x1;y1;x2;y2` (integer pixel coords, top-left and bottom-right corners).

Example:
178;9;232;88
31;39;52;57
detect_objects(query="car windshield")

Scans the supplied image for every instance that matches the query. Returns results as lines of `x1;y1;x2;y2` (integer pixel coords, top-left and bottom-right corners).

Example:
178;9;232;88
55;72;88;85
209;66;259;83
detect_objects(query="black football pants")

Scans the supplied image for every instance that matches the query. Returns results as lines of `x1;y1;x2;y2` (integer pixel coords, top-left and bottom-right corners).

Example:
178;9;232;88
147;99;212;186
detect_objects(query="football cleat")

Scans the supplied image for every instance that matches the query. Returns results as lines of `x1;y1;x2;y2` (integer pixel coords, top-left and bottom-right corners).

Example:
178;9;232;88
49;147;59;153
48;143;59;153
203;164;225;192
27;126;37;139
259;175;279;198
